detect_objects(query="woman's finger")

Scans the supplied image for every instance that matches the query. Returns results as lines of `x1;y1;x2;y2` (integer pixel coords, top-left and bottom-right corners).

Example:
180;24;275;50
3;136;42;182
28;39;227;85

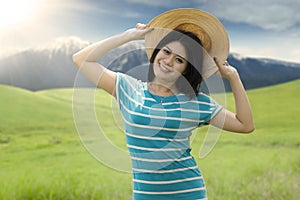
136;23;147;29
213;57;222;70
214;57;228;69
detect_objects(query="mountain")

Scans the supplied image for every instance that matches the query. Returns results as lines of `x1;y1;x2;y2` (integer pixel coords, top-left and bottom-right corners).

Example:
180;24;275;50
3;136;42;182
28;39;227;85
0;37;93;91
0;37;299;91
226;53;300;90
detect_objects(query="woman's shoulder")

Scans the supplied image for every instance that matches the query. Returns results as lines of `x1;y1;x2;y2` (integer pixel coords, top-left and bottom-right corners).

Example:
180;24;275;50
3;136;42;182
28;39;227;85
116;72;147;90
195;92;215;103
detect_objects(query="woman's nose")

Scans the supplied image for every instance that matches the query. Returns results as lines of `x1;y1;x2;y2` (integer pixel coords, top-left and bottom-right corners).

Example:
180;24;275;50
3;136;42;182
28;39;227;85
164;55;174;66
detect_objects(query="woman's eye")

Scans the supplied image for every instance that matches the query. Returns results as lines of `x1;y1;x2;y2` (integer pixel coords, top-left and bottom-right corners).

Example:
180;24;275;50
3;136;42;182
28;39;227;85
163;48;171;54
176;57;184;64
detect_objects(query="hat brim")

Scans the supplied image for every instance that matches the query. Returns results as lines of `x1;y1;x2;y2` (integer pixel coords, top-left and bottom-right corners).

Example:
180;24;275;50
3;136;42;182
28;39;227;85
145;8;230;80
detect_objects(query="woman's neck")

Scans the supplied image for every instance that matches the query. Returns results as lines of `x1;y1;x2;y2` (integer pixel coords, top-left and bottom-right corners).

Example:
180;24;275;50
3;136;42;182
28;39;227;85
148;80;178;96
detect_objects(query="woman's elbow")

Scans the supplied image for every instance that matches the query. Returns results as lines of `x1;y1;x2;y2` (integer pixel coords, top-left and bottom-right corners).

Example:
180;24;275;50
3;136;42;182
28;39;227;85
72;53;83;68
241;124;255;134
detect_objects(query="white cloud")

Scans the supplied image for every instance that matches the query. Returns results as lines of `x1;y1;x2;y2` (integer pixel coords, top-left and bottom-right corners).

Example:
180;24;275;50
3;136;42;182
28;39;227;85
123;11;141;18
123;0;300;32
122;0;300;33
231;40;300;63
200;0;300;31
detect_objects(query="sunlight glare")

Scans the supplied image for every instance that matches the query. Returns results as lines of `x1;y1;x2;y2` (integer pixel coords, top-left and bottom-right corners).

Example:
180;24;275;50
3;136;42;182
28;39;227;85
0;0;43;31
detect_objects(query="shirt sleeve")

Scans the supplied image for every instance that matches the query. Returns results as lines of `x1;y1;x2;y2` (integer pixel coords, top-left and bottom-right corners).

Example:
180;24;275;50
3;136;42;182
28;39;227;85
197;92;223;126
115;72;144;109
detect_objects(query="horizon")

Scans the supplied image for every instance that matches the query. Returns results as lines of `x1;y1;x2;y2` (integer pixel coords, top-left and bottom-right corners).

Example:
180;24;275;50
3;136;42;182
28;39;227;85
1;36;300;65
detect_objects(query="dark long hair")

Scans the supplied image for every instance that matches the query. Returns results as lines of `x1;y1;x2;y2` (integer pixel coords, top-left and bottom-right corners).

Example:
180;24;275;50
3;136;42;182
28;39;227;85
148;29;204;97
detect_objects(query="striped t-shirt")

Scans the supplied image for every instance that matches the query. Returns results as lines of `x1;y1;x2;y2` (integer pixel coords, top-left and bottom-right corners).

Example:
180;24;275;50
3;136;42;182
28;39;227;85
116;73;222;200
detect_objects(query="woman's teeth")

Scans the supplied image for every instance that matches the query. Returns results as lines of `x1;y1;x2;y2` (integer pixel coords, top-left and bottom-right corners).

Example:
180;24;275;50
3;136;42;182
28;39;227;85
159;64;172;72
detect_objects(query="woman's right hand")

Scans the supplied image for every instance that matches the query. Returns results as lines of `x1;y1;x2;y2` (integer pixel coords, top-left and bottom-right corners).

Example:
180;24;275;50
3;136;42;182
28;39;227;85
124;23;154;40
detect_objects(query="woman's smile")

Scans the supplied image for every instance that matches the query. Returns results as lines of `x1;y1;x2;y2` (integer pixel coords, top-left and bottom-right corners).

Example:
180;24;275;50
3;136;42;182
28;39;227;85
158;62;172;73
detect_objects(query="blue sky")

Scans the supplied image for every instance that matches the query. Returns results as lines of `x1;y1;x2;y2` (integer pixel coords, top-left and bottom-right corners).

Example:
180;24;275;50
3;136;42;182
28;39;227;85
1;0;300;63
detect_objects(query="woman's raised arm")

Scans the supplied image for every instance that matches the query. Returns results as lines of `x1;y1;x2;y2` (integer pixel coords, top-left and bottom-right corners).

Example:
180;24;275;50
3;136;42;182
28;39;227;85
72;24;153;96
210;57;255;133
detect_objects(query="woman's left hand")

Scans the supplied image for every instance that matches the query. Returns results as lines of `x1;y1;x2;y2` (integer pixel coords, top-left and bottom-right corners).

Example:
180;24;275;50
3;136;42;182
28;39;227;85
213;57;238;80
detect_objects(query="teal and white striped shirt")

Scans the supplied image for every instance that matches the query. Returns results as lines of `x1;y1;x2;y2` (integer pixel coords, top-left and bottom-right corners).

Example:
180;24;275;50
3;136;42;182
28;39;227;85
116;73;222;200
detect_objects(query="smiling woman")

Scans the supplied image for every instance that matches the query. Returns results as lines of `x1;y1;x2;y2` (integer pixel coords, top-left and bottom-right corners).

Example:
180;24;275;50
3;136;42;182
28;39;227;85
0;0;43;31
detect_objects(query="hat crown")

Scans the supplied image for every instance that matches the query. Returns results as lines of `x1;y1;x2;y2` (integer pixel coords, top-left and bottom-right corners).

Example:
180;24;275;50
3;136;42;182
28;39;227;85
175;23;212;53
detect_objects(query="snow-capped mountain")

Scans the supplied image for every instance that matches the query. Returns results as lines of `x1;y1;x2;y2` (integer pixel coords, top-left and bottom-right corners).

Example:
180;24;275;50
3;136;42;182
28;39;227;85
0;37;88;90
226;53;300;90
0;36;299;91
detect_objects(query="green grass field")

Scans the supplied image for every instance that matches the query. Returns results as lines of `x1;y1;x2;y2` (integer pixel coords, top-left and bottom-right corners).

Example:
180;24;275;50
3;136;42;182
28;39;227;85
0;79;299;200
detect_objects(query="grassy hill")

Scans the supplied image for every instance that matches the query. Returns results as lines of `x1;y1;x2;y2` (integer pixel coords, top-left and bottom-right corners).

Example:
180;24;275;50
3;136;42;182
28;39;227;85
0;80;299;200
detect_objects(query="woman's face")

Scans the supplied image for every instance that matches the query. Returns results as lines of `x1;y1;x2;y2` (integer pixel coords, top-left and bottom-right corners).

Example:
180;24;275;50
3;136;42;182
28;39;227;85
153;41;188;83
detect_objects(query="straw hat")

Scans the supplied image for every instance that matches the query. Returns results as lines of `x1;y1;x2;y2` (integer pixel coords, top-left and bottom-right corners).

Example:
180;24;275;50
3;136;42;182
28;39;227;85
145;8;230;80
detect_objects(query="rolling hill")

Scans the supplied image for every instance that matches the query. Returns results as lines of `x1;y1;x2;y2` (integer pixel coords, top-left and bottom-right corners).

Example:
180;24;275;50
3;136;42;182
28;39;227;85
0;79;299;200
0;78;299;140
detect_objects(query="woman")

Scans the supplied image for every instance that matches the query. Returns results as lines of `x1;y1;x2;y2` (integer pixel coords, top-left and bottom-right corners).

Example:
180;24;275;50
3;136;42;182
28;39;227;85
73;12;254;200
